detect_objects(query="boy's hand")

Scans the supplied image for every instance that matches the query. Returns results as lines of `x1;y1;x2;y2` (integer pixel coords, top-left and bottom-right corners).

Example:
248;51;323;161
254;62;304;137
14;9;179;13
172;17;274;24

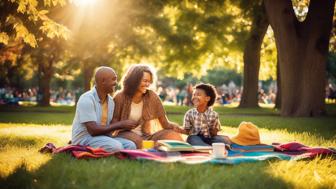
209;128;218;136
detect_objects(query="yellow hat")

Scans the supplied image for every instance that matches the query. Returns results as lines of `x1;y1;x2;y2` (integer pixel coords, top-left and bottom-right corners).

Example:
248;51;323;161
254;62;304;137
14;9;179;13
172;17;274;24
230;122;261;146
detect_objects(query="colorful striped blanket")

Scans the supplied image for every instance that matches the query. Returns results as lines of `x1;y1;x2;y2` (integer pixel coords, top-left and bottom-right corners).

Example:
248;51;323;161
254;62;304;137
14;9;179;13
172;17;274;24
39;142;336;165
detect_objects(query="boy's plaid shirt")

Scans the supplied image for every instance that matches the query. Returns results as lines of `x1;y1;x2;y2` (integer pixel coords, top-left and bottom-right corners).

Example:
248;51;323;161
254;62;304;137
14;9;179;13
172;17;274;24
183;108;221;137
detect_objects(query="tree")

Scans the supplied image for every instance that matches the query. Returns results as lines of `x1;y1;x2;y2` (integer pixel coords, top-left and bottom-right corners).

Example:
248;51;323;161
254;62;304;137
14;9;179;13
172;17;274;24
275;55;281;109
151;1;278;109
0;0;70;106
24;3;69;106
264;0;335;116
145;1;247;78
239;1;269;108
35;40;65;106
0;0;68;48
67;0;166;91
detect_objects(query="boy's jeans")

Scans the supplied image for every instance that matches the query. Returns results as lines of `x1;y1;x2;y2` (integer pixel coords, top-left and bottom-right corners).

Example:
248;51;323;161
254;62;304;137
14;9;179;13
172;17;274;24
187;134;229;146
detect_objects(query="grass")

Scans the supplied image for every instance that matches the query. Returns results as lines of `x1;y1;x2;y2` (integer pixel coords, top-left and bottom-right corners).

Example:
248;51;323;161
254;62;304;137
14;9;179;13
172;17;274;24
0;105;336;189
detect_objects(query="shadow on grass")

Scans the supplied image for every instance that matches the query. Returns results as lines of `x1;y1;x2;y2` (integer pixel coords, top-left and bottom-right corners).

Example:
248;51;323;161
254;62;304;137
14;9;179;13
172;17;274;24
0;164;34;189
0;154;295;189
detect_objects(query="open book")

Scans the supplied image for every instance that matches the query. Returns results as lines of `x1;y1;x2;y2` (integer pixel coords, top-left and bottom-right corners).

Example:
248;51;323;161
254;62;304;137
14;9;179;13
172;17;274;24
156;140;212;152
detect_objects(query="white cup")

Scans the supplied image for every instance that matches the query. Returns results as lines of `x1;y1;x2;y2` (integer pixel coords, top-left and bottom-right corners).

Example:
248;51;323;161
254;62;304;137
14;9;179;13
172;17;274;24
212;143;227;159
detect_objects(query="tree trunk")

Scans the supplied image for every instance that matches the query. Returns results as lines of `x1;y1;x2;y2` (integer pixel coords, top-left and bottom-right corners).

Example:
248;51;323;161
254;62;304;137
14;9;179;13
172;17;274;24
37;58;53;106
83;62;95;91
239;4;269;108
264;0;335;116
275;55;281;109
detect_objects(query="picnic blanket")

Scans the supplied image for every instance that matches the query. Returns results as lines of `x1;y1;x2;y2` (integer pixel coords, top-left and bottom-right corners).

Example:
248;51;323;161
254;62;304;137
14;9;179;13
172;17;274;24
273;142;336;158
39;143;114;159
39;142;336;165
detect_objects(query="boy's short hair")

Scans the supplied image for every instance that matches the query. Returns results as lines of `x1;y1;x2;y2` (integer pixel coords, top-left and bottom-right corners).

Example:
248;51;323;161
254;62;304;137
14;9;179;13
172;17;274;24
195;83;217;107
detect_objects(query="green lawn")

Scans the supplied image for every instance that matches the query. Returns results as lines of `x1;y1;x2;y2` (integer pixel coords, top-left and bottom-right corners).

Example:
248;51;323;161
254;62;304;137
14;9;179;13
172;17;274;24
0;105;336;189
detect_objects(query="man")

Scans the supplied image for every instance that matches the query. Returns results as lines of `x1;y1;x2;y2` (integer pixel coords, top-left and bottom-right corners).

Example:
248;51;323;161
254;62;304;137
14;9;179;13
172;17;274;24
72;66;137;152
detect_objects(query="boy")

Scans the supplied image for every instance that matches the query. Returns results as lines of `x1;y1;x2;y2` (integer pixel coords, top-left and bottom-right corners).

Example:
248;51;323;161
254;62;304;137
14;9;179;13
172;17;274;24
177;83;230;146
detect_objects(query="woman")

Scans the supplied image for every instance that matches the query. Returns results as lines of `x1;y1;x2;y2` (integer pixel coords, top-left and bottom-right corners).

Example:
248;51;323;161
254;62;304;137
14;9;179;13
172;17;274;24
112;64;183;148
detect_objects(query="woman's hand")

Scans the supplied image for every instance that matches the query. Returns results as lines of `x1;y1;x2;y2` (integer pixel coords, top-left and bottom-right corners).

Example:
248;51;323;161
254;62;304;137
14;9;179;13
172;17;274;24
172;126;188;134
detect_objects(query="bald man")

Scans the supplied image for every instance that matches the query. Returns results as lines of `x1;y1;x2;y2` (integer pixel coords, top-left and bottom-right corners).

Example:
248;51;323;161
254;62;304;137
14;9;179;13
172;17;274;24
71;66;137;152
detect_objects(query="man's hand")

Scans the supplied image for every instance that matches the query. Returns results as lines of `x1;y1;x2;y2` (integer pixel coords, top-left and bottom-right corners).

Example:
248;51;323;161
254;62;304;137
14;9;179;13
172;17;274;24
85;120;138;137
118;120;138;130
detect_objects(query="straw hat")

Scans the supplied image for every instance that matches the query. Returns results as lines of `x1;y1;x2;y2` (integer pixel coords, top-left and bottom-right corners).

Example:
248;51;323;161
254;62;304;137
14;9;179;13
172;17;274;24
230;122;261;145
